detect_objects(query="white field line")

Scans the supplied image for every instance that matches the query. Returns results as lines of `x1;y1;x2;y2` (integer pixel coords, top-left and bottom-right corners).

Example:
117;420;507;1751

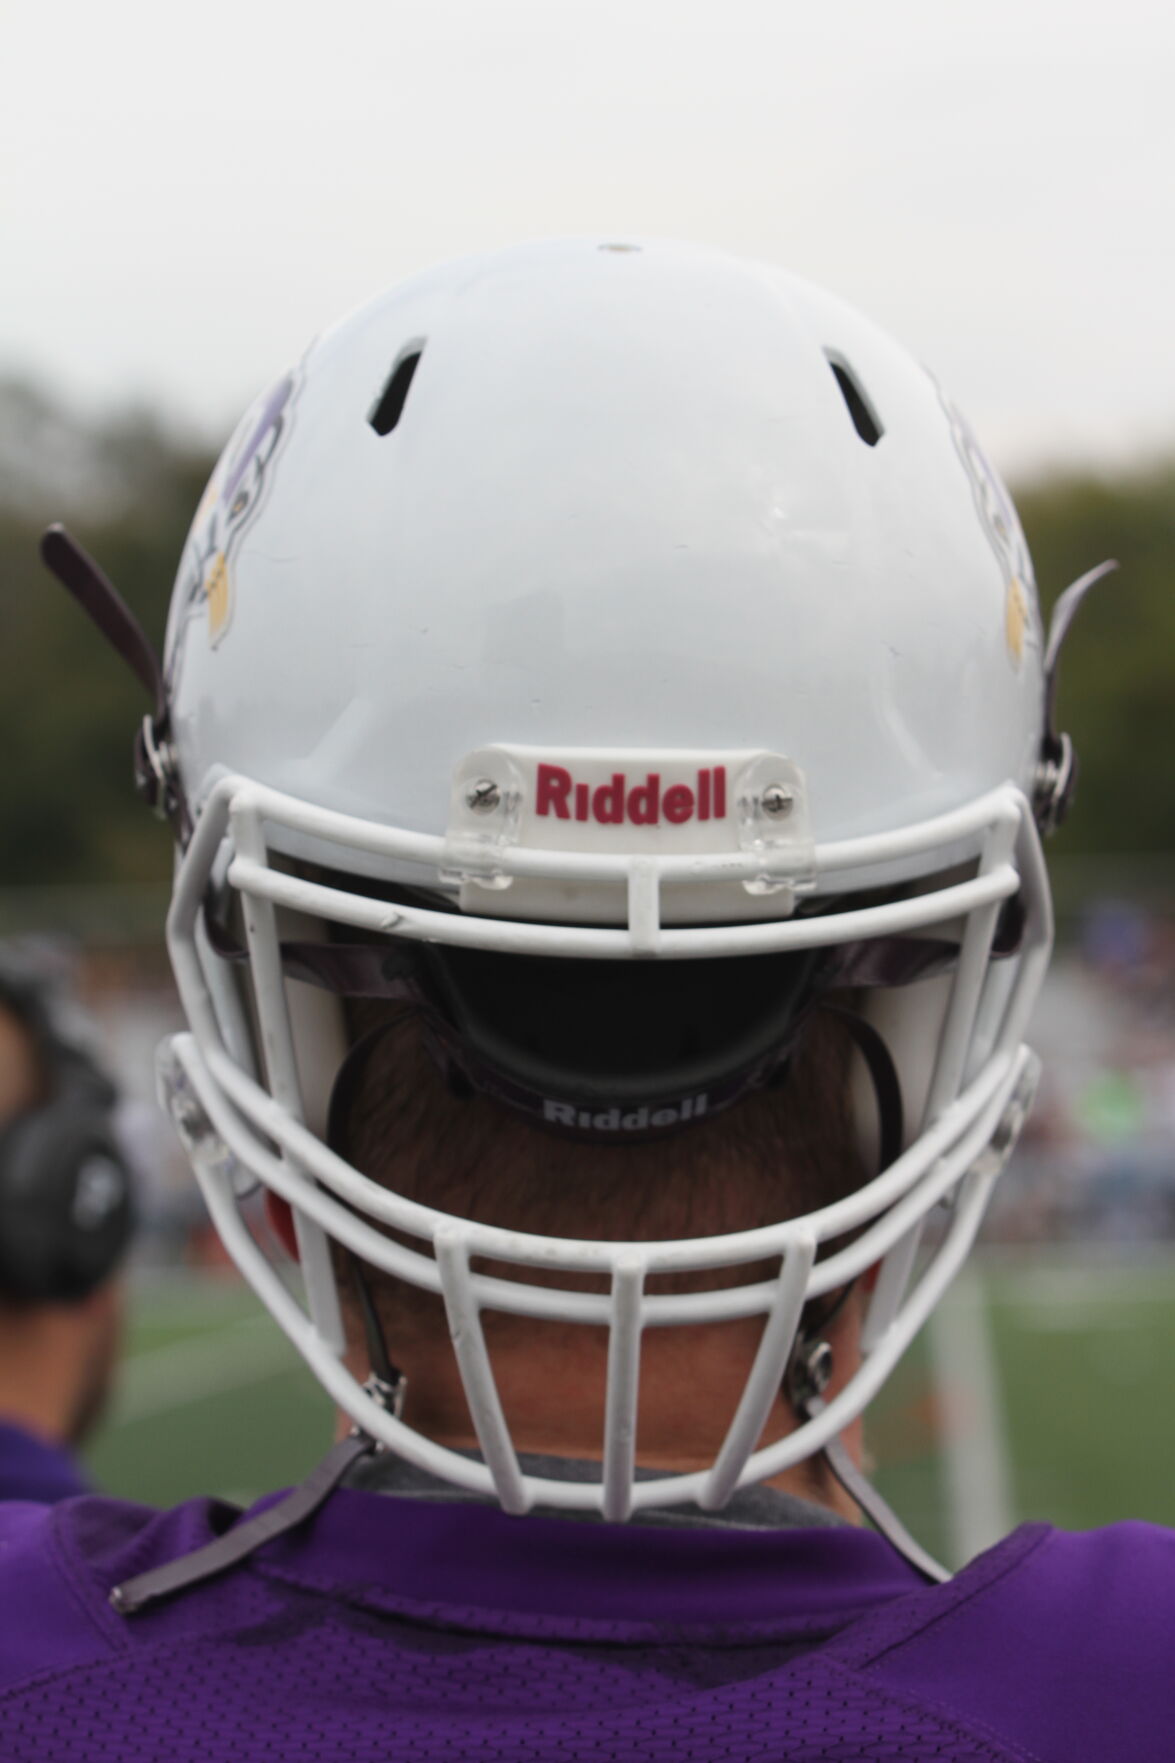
995;1264;1175;1324
927;1269;1014;1568
113;1315;300;1424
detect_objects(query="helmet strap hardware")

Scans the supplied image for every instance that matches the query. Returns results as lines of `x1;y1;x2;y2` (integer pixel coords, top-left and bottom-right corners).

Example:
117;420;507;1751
1035;558;1118;834
136;713;182;824
465;777;502;814
108;1431;376;1617
808;1397;951;1585
39;522;193;842
349;1251;408;1429
786;1336;834;1410
362;1369;407;1424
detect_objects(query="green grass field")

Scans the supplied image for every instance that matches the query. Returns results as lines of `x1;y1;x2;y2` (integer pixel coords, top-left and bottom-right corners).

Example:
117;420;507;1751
84;1255;1175;1568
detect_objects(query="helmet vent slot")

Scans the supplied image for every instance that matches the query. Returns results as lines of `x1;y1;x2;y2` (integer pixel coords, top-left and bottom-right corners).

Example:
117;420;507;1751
369;342;425;436
825;354;883;447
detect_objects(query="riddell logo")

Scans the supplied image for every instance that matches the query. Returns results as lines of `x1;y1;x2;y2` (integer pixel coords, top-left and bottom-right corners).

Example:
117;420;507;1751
543;1095;710;1132
535;764;727;826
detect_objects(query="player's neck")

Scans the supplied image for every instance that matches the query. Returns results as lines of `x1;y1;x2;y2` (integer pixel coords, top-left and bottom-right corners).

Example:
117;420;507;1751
339;1309;865;1524
0;1288;120;1447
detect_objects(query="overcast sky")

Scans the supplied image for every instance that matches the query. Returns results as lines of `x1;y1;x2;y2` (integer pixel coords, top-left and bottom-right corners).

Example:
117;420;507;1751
4;0;1173;477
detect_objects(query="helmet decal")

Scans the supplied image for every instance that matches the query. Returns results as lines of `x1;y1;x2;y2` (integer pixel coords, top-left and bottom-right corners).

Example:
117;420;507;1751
166;368;299;686
542;1092;709;1132
535;763;727;826
1005;573;1030;664
938;382;1039;667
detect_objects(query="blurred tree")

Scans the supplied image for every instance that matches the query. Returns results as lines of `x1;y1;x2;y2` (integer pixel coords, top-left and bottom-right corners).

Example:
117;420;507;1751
0;378;213;886
1019;465;1175;858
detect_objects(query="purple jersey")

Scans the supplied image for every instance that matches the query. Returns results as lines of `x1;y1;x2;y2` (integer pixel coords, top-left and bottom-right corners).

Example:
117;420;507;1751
0;1485;1172;1760
0;1417;89;1503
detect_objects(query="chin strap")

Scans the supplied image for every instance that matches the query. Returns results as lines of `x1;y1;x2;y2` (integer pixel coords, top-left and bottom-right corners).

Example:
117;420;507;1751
347;1252;409;1420
110;1259;407;1619
108;1430;377;1616
787;1333;950;1584
819;1418;951;1584
39;524;191;841
782;1003;950;1584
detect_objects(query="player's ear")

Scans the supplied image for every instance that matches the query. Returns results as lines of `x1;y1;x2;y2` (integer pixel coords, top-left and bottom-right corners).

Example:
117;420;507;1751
265;1192;299;1261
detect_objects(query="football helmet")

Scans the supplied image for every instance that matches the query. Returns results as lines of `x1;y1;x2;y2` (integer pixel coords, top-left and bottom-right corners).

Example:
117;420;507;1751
52;239;1099;1524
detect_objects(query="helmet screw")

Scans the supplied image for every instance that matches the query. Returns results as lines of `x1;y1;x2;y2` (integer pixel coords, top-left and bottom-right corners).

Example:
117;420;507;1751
172;1093;210;1145
465;778;501;813
761;783;795;819
787;1337;835;1408
805;1340;834;1396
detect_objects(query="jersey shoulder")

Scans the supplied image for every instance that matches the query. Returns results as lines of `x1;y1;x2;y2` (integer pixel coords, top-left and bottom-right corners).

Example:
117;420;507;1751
0;1497;127;1691
0;1489;245;1694
835;1521;1175;1763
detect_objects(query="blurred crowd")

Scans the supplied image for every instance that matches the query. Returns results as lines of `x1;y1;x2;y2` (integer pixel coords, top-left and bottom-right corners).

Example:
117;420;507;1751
986;899;1175;1247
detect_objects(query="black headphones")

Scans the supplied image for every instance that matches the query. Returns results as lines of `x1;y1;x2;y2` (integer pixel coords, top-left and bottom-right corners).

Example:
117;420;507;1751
0;970;135;1304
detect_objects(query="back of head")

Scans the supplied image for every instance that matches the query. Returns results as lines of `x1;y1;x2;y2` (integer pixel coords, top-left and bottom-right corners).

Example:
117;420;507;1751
64;238;1086;1521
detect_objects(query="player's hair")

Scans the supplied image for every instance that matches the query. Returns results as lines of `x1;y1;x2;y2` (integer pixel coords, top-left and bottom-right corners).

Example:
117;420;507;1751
335;1001;864;1316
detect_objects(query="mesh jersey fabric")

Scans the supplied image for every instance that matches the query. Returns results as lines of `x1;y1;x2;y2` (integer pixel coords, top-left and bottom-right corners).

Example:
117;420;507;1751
0;1485;1173;1762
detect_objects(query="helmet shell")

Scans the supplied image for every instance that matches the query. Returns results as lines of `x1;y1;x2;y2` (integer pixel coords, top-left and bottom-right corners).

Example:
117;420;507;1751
165;238;1043;862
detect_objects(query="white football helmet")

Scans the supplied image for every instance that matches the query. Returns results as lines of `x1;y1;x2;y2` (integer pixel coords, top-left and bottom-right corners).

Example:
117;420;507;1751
130;239;1081;1523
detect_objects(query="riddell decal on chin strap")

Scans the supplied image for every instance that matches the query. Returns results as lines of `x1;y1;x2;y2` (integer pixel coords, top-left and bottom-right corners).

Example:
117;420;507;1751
416;1010;784;1142
542;1093;709;1132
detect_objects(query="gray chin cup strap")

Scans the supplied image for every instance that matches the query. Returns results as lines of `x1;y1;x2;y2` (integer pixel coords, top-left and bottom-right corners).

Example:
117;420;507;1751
786;1331;951;1585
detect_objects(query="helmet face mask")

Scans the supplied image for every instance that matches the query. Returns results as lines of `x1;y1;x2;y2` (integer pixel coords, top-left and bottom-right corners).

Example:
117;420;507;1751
160;761;1050;1519
148;237;1057;1522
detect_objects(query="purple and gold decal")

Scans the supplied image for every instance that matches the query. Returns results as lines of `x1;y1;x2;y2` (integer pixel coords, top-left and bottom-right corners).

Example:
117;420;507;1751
938;383;1038;667
166;369;299;685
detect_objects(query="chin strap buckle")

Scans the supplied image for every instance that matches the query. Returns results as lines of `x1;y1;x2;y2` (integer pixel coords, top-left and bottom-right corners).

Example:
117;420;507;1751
786;1337;834;1411
135;713;182;824
361;1368;407;1425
